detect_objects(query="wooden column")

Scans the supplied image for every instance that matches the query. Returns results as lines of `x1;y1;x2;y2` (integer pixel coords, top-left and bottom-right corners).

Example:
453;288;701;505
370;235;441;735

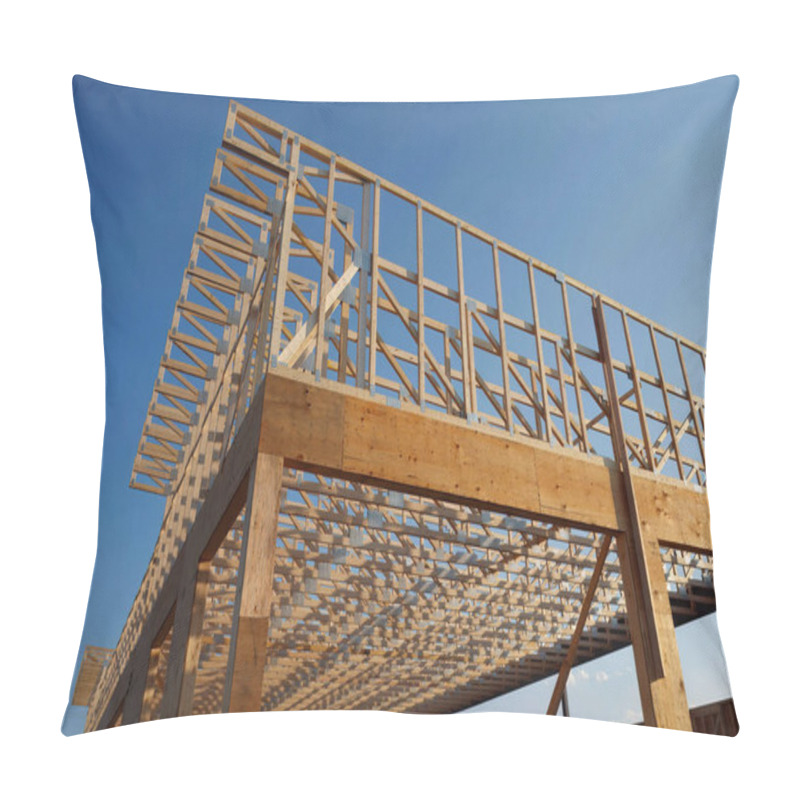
139;648;163;723
617;524;692;729
222;453;284;713
176;561;211;716
593;297;691;731
119;650;148;726
159;559;203;719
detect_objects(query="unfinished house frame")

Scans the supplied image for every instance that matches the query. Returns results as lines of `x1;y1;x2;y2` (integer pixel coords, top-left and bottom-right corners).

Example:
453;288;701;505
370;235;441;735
75;102;724;732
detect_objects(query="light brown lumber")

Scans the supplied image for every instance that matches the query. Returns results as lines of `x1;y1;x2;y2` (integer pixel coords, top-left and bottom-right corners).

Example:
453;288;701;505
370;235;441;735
176;562;211;716
546;534;612;715
223;453;284;713
594;297;691;730
258;368;710;551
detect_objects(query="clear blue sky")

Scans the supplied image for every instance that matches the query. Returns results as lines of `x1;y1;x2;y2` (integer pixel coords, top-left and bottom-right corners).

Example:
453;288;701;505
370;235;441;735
63;74;738;734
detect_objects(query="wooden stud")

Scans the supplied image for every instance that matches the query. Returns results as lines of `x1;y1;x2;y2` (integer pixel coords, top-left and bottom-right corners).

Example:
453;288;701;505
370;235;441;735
492;242;513;432
648;324;686;481
267;137;301;365
368;181;381;394
416;202;426;408
528;260;552;443
356;182;371;388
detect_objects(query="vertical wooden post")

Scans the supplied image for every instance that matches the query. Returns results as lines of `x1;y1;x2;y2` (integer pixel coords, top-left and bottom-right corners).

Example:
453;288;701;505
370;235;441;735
560;279;588;452
416;201;425;410
621;312;656;470
527;260;552;443
268;136;300;366
176;561;211;716
120;651;148;725
314;155;337;379
491;241;513;432
355;182;371;388
593;296;691;731
455;223;474;418
368;180;381;394
159;560;202;720
222;453;284;713
139;648;162;723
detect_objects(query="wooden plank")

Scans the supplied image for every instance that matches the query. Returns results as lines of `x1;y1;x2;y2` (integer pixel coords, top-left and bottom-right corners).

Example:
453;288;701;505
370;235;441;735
620;311;656;469
617;523;692;730
368;181;381;393
356;182;371;388
267;137;300;363
675;339;706;470
492;242;513;432
138;607;175;723
528;261;552;442
139;648;162;723
176;562;211;716
560;280;589;451
223;453;284;713
337;218;354;383
649;324;685;481
416;202;426;407
278;262;359;367
594;297;691;730
314;156;337;378
258;370;708;549
546;534;612;715
455;224;473;416
632;472;711;554
71;647;114;706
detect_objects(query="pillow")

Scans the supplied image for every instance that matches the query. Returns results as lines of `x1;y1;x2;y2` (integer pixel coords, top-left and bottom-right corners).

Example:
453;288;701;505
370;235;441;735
65;74;738;735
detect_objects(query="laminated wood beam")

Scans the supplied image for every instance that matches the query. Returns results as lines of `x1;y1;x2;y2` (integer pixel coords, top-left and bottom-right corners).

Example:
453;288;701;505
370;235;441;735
176;562;211;716
258;368;710;552
222;453;284;713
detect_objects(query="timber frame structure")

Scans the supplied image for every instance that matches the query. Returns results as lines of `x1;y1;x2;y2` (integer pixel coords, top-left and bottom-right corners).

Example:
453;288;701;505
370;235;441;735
76;102;719;731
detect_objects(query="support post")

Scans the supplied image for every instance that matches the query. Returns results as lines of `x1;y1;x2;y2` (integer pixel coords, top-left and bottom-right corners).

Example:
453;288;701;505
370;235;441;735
139;648;162;723
160;559;204;719
593;297;691;730
176;561;211;716
125;606;174;724
120;654;147;726
222;453;284;713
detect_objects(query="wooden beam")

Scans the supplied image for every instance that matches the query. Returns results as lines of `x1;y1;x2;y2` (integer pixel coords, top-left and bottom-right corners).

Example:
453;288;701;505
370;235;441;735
91;384;264;730
259;368;710;551
593;297;691;730
546;534;612;715
176;562;211;716
222;453;284;713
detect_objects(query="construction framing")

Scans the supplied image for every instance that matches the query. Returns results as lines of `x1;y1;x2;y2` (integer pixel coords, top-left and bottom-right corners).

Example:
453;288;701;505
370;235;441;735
76;102;719;732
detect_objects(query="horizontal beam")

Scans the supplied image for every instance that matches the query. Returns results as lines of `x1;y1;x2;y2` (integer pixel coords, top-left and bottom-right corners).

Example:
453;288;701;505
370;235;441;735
259;369;710;552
